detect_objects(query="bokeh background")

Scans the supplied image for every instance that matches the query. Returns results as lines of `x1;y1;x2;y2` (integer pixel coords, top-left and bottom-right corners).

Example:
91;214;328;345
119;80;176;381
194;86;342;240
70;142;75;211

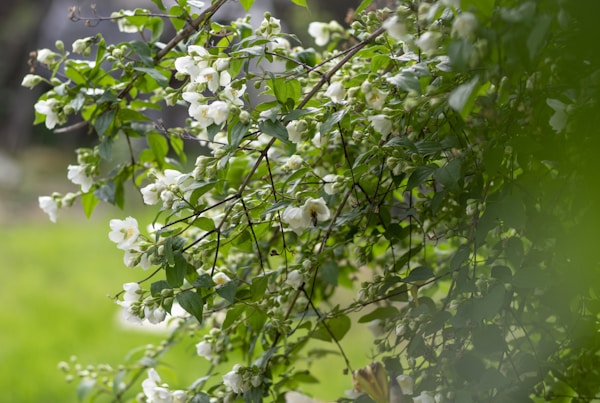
0;0;385;400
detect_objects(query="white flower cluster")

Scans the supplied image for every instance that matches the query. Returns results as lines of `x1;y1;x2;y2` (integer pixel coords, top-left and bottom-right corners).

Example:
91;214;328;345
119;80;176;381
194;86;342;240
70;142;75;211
108;217;152;270
175;45;246;132
308;20;344;47
142;368;187;403
116;282;167;325
222;364;262;395
282;197;331;234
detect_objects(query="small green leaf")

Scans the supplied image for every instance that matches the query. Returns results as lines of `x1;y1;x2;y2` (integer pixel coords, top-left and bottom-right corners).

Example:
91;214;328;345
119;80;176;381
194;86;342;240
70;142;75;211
166;253;188;287
147;132;168;164
259;119;290;143
94;110;116;136
320;109;347;135
407;165;437;190
81;191;99;218
94;180;116;204
448;77;480;120
402;266;434;283
130;40;154;66
321;261;338;286
176;290;204;323
313;315;351;341
290;0;309;9
134;67;168;87
356;0;374;14
151;0;166;11
216;279;238;303
358;306;399;323
239;0;254;12
150;280;170;296
433;158;462;193
230;122;250;148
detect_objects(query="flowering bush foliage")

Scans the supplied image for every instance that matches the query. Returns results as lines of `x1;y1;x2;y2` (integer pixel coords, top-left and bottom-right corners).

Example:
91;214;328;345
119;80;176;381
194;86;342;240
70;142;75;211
28;0;600;402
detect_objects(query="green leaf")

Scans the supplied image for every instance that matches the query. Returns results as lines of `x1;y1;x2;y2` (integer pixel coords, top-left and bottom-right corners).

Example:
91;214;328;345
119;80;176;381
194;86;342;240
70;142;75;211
230;122;250;148
150;0;166;11
472;285;505;321
448;77;480;120
166;253;188;287
94;109;116;136
239;0;254;12
407;165;437;190
216;279;238;303
133;67;168;87
433;158;462;193
77;378;96;401
176;290;204;323
250;275;270;301
98;136;113;161
313;315;351;341
94;180;116;204
402;266;434;283
147;132;168;164
259;119;290;144
272;76;301;108
290;0;309;9
356;0;374;14
472;325;507;354
320;109;347;135
222;305;245;329
130;40;154;66
321;261;338;286
150;280;170;297
358;306;399;323
81;192;99;218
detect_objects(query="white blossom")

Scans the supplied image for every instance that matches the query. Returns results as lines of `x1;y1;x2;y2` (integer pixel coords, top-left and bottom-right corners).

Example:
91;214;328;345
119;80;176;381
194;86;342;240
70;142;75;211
141;183;160;205
172;390;187;403
283;154;303;171
67;164;93;192
452;12;478;40
39;196;59;223
212;272;231;286
383;15;407;41
302;197;331;225
368;114;393;135
196;67;220;92
214;57;230;71
34;98;60;129
21;74;43;89
144;303;167;325
308;20;343;46
72;37;92;54
287;120;307;144
36;48;59;65
396;374;414;395
117;282;143;324
196;340;213;360
111;10;139;33
286;270;305;290
415;31;441;54
208;101;230;126
222;84;246;106
282;206;309;234
223;364;246;394
322;174;341;195
324;81;345;103
413;391;435;403
109;217;140;251
364;87;387;110
367;319;385;338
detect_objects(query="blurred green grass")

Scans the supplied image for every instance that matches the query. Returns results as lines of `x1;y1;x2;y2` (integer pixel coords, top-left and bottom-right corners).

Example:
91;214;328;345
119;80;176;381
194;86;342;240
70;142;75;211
0;150;375;402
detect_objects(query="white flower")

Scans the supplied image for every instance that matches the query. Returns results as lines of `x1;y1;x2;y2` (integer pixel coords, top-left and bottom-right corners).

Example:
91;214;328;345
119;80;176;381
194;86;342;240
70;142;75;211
172;390;187;403
142;368;177;403
34;98;60;129
144;304;167;325
223;364;246;394
72;37;92;54
175;56;201;81
196;67;220;92
396;375;414;395
67;164;93;192
21;74;43;89
368;114;392;135
308;22;330;46
441;0;461;8
547;98;567;133
212;272;231;286
367;319;385;338
117;282;143;324
141;183;160;205
285;391;317;403
383;15;407;41
395;323;406;336
287;120;307;144
452;12;478;40
322;174;341;195
308;20;342;46
365;87;387;110
142;368;162;398
221;84;246;106
36;48;59;65
415;31;441;54
282;206;310;234
286;270;305;290
302;197;331;224
196;340;213;360
111;10;139;33
123;249;151;270
324;81;345;103
413;391;435;403
39;196;59;223
284;154;303;171
208;101;230;126
109;217;140;251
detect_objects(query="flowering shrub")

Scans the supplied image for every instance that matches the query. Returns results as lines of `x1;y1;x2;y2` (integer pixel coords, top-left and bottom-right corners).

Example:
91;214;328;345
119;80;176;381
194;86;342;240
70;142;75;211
27;0;600;402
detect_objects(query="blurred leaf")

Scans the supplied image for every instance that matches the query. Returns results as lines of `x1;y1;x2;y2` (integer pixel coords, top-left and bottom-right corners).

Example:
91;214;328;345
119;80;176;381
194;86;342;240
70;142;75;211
216;279;238;303
359;307;399;323
81;192;99;218
259;120;290;144
402;266;434;284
